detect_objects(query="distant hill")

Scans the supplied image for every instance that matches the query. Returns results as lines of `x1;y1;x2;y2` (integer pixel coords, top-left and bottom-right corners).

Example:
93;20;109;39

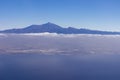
0;22;120;35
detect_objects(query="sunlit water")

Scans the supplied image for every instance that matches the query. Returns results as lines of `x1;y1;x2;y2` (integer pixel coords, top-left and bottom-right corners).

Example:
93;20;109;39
0;53;120;80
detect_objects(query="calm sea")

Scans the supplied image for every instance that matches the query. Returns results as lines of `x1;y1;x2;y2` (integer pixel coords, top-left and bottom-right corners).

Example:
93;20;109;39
0;53;120;80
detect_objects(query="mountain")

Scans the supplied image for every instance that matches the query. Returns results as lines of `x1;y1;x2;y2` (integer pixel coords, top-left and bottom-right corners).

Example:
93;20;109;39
0;22;120;35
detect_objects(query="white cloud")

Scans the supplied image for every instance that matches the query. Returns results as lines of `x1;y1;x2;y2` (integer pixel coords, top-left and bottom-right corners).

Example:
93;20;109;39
1;33;120;38
18;33;120;38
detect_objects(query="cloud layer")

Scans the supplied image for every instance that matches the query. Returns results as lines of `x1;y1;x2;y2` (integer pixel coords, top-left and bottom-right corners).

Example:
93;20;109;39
0;33;120;55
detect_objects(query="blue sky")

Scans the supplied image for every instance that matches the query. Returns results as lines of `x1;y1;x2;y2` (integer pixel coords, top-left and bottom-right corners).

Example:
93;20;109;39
0;0;120;31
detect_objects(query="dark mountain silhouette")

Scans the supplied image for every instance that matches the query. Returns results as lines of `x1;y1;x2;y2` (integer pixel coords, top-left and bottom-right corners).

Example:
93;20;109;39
0;22;120;35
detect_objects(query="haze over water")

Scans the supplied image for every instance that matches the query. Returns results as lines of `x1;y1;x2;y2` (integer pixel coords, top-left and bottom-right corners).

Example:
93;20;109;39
0;33;120;80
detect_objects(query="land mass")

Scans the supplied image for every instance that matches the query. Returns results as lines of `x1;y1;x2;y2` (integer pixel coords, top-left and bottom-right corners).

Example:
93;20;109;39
0;22;120;35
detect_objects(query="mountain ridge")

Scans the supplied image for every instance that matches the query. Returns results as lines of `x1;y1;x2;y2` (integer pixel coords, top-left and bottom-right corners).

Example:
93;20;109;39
0;22;120;35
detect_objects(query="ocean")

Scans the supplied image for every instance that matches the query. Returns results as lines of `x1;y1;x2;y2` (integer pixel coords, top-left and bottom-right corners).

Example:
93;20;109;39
0;53;120;80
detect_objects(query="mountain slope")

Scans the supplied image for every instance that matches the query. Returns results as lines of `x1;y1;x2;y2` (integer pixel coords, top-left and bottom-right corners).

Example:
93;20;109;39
0;22;120;35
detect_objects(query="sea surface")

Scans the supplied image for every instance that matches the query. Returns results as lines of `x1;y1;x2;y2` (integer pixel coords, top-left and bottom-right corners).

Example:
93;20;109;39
0;53;120;80
1;34;120;80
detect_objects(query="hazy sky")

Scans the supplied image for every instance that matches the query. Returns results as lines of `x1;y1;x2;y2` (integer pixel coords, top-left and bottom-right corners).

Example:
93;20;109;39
0;0;120;31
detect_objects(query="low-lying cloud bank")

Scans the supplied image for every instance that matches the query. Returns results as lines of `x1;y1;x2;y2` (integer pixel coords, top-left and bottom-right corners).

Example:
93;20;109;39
0;33;120;55
1;32;120;37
